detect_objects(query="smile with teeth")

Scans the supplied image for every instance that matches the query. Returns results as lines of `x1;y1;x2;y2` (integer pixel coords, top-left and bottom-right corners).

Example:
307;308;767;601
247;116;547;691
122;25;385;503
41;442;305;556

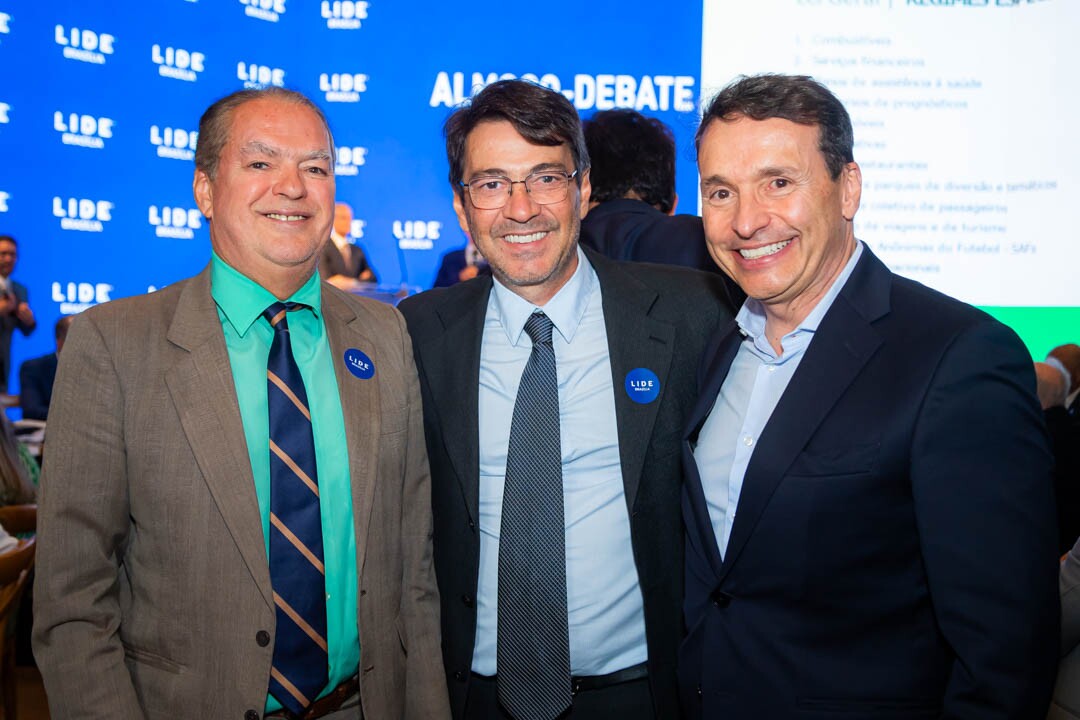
740;239;791;260
501;230;548;244
265;213;306;221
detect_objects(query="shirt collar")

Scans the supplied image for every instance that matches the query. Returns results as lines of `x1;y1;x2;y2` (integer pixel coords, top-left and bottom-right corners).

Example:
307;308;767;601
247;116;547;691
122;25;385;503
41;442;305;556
736;240;864;359
210;251;323;338
490;245;595;347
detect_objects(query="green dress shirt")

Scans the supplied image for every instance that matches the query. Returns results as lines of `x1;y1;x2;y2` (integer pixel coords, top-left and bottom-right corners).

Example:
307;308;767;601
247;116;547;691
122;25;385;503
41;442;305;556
210;253;359;713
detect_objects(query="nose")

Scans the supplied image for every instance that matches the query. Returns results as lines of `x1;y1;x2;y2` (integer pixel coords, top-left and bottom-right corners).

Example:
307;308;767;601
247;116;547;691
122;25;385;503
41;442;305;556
503;180;540;222
273;164;306;199
732;193;769;240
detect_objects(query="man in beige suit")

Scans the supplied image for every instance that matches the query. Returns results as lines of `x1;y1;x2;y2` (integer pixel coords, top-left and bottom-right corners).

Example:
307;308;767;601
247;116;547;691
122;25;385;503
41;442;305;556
33;87;450;720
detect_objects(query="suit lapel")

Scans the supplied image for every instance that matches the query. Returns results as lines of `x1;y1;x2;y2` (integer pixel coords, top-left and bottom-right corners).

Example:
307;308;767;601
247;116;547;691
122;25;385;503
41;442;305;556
164;267;273;607
319;288;381;577
683;321;742;579
426;280;490;524
719;251;889;578
589;251;675;511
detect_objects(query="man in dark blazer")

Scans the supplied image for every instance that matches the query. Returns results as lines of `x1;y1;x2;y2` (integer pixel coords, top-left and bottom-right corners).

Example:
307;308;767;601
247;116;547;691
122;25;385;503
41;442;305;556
680;73;1059;718
579;109;717;275
0;235;36;393
399;80;730;720
18;314;72;420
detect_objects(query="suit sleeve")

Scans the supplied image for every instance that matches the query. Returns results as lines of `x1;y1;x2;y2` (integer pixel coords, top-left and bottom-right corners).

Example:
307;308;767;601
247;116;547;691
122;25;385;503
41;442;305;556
14;282;34;336
31;314;145;719
394;311;452;719
910;319;1059;719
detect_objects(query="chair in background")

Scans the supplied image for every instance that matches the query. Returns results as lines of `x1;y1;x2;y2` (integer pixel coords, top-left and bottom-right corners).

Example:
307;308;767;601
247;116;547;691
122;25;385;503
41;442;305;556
0;505;35;536
0;537;35;719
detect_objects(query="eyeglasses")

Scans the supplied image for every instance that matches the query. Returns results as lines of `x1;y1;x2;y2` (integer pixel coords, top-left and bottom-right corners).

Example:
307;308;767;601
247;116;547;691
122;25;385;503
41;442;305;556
460;169;579;210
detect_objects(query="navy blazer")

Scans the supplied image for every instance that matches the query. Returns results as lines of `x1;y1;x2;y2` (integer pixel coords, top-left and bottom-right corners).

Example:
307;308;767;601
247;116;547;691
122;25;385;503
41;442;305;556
399;247;732;720
679;246;1059;719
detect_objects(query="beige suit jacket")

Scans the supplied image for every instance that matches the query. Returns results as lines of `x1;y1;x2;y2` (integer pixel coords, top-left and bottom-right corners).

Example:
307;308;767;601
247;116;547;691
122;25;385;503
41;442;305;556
32;266;450;720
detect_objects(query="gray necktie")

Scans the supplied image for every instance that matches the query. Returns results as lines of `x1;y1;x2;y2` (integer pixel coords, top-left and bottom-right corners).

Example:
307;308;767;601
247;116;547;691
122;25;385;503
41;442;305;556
497;311;572;720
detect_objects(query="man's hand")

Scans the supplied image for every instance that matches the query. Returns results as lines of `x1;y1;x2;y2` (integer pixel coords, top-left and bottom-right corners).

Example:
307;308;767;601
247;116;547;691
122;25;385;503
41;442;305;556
15;302;33;326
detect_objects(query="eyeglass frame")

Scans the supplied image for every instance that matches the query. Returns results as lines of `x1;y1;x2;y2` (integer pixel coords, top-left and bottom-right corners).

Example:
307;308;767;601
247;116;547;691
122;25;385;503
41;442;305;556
458;169;581;209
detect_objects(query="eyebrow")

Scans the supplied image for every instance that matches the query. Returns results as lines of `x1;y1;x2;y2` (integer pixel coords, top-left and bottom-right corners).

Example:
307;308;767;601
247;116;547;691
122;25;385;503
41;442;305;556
468;162;570;179
700;165;796;186
239;142;331;163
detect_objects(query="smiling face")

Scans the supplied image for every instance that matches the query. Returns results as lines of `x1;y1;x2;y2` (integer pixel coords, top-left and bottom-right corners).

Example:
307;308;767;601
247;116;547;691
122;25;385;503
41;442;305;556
193;96;335;297
698;115;861;332
453;119;590;306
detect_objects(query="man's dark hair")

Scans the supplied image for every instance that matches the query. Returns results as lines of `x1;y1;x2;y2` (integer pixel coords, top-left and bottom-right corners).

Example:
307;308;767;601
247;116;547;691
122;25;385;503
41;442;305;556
194;87;335;179
444;79;589;194
696;74;854;180
584;109;676;214
0;235;15;247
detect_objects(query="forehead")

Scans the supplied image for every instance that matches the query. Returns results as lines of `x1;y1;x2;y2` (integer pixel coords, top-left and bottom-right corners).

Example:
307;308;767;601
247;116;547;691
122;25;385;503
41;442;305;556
224;97;330;153
699;116;824;174
0;240;15;253
463;119;572;174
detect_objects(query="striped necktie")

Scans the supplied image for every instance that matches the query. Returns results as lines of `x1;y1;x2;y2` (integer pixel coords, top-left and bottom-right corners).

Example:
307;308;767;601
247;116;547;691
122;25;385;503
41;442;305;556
497;311;572;720
263;301;329;715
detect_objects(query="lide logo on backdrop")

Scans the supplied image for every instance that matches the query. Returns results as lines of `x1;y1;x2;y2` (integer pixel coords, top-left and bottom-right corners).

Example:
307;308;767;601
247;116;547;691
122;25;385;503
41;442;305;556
349;219;366;239
240;0;285;22
335;145;367;176
55;25;115;65
149;206;202;239
238;62;285;89
393;220;440;250
54;111;114;149
430;72;696;113
321;1;367;29
0;13;11;35
0;102;9;124
150;125;198;161
320;73;367;103
0;192;9;213
152;44;205;82
53;197;113;233
52;281;113;314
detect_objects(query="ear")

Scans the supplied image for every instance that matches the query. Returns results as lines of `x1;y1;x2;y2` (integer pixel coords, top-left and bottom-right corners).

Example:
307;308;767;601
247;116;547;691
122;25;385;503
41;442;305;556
577;168;592;218
452;189;470;235
668;192;679;216
193;169;213;220
840;162;862;221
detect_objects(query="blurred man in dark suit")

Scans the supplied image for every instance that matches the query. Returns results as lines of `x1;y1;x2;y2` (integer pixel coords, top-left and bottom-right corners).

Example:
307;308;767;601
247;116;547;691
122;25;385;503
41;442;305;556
0;235;35;393
579;109;716;274
320;201;377;289
18;315;73;421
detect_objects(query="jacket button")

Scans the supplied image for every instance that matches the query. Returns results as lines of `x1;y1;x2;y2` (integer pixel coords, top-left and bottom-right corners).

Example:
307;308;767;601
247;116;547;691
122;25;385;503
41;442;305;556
710;588;732;608
245;710;260;720
256;630;270;647
468;519;476;531
454;670;467;682
461;594;474;608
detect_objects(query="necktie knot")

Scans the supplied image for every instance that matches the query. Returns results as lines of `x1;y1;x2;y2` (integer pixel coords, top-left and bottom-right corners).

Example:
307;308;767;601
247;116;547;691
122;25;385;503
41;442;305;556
263;301;309;332
524;311;554;347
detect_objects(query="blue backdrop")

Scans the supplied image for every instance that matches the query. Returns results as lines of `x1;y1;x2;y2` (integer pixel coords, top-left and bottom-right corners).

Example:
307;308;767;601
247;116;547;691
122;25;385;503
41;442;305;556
0;0;705;396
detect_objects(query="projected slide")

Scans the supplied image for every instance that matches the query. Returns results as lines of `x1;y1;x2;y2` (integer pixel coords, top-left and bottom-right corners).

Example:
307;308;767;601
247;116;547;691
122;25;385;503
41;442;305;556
701;0;1074;323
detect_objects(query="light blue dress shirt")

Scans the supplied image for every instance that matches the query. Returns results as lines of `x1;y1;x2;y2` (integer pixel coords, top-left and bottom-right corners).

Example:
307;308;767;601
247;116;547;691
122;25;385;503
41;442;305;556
694;242;864;557
472;247;648;677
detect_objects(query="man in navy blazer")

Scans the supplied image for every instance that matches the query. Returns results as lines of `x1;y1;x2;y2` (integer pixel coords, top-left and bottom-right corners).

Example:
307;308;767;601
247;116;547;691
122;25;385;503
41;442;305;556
680;74;1059;718
400;79;731;720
